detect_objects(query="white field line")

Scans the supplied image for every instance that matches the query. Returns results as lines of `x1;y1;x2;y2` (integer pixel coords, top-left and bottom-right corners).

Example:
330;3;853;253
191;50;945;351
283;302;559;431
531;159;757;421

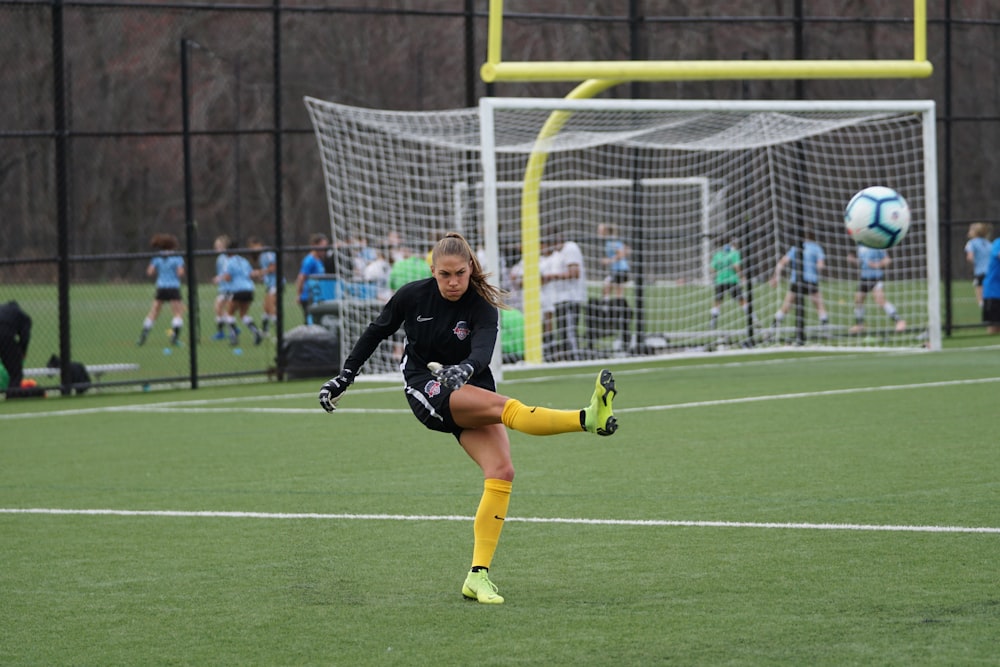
1;507;997;534
0;351;875;419
619;376;1000;413
2;375;999;419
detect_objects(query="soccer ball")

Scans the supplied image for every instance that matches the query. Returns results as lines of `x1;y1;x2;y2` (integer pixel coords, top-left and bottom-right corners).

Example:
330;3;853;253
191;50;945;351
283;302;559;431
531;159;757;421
844;186;911;249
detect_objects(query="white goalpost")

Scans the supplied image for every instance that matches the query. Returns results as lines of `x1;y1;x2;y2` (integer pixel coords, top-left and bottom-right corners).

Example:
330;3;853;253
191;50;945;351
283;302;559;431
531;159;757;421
305;96;939;374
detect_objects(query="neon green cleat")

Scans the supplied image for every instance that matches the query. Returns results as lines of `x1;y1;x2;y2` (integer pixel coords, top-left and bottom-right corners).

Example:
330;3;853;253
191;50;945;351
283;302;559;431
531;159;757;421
462;569;504;604
583;369;618;436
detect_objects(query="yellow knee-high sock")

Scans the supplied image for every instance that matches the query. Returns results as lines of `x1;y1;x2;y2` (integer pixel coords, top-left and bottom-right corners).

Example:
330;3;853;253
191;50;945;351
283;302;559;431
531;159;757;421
471;478;512;570
501;398;583;436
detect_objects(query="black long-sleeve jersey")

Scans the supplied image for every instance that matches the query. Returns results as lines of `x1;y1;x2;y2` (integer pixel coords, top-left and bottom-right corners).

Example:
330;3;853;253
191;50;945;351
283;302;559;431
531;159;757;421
342;277;499;387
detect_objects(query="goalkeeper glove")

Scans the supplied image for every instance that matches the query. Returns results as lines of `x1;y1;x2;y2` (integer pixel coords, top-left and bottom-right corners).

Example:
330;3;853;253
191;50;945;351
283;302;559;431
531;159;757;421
318;369;355;412
433;363;474;391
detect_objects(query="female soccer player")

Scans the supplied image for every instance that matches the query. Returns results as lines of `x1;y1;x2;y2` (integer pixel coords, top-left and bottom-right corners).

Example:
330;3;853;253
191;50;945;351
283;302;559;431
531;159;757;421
318;232;618;605
248;237;278;334
965;222;993;308
847;244;906;334
211;235;234;341
137;233;185;346
221;248;264;346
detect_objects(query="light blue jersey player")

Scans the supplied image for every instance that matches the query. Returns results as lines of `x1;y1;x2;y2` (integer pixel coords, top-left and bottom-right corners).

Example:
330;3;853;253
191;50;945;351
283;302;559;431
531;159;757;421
222;253;264;346
849;244;906;334
770;233;829;330
856;245;887;281
965;222;993;306
980;237;1000;334
259;249;277;291
151;254;184;289
212;235;235;340
137;233;186;346
597;223;630;299
249;237;278;334
225;254;256;293
787;240;825;285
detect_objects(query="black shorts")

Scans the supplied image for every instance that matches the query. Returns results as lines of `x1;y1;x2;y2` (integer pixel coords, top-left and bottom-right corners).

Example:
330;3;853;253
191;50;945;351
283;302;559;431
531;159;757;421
605;271;629;285
231;290;254;304
714;283;743;302
983;298;1000;324
155;288;182;302
792;281;820;296
856;279;883;294
403;367;496;438
973;274;985;287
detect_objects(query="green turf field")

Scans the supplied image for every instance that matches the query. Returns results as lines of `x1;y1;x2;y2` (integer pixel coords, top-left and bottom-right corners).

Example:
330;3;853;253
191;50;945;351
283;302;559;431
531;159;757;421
2;348;998;665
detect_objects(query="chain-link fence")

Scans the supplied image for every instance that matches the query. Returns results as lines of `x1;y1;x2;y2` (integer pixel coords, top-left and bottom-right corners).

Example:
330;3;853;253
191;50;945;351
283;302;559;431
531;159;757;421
2;1;998;394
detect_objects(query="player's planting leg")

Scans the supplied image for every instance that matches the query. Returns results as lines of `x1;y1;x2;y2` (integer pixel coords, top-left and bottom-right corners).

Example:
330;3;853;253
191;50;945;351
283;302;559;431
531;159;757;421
462;477;510;605
462;568;504;604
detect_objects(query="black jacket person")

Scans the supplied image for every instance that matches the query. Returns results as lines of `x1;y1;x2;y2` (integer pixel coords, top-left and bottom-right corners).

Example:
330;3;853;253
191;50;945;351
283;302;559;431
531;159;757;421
0;300;32;394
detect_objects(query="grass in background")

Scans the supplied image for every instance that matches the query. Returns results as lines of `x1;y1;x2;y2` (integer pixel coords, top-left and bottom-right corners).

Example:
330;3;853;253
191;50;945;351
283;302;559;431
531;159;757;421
8;283;295;382
2;279;990;390
1;349;999;665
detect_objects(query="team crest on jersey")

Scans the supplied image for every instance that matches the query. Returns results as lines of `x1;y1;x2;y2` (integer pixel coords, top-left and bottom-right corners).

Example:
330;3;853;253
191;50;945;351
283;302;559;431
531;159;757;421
452;320;471;341
424;379;442;397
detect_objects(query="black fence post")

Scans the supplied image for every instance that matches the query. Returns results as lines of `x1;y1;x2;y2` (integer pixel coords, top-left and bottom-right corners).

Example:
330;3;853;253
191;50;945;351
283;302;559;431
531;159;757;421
181;38;199;389
272;0;286;380
52;0;73;396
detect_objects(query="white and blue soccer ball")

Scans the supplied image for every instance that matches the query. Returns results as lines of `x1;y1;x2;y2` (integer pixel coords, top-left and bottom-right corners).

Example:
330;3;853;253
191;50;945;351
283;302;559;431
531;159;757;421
844;186;911;249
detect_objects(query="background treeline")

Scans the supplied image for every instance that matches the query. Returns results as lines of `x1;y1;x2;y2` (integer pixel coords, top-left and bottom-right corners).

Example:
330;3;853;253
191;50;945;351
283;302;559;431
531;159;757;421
0;1;996;286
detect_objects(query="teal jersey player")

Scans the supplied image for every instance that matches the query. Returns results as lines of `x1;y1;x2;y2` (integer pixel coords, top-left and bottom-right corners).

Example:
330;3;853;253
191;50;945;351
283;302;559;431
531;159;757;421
709;244;753;330
710;246;742;285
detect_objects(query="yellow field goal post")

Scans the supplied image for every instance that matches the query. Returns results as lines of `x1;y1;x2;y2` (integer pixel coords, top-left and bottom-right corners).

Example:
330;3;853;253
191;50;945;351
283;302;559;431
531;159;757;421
480;0;935;364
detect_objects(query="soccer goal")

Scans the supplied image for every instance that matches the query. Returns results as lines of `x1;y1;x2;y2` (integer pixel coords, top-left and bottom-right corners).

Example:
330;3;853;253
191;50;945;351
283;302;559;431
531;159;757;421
305;96;939;372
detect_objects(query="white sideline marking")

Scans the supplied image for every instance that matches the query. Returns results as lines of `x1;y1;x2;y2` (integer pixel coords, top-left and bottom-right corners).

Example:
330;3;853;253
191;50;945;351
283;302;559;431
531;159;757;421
3;375;999;420
1;508;997;534
617;376;1000;413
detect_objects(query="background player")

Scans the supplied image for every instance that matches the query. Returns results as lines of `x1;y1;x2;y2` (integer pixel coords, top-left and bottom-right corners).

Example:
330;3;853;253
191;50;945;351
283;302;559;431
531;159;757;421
965;222;993;308
847;244;906;334
709;241;753;330
769;231;829;331
597;222;630;299
137;233;185;346
248;237;278;335
295;233;329;322
221;247;264;346
211;235;234;341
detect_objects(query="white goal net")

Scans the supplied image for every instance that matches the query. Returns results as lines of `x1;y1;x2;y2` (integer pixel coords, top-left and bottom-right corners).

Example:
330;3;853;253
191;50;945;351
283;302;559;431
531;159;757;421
305;96;939;373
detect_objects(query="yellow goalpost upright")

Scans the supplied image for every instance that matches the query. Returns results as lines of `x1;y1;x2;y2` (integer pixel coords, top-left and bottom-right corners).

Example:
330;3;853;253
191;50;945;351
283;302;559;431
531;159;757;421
481;0;933;364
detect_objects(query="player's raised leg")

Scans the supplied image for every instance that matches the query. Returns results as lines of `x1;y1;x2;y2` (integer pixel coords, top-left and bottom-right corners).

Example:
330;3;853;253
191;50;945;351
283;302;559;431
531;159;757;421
582;369;617;436
492;369;618;437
